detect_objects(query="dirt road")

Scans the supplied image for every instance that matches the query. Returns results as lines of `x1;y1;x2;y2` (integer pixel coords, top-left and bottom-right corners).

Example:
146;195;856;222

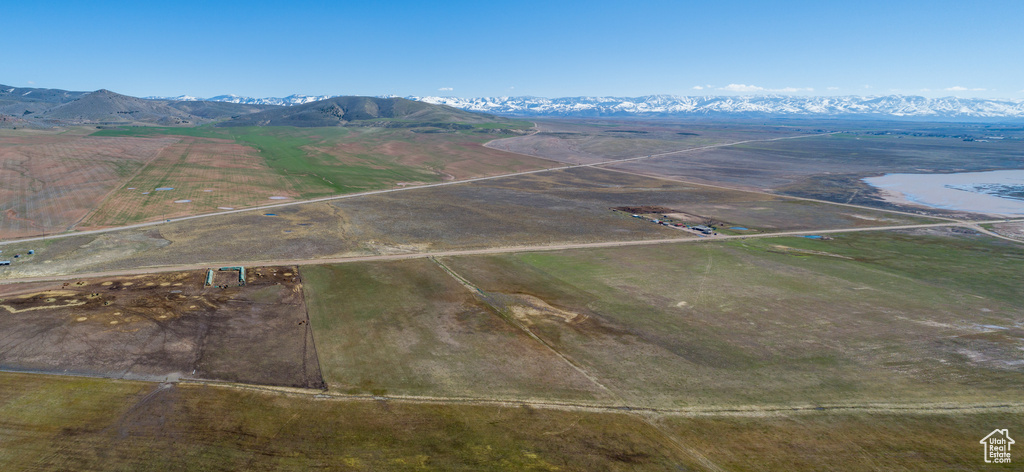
3;219;1019;285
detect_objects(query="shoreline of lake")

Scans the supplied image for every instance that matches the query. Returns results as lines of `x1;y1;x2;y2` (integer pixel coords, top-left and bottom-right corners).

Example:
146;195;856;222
864;170;1024;216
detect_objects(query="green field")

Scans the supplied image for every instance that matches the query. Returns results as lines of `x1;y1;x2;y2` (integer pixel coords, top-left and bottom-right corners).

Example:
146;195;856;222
3;371;1015;471
0;372;692;471
658;411;1021;471
302;260;612;402
5;118;1024;470
91;125;546;196
69;125;556;227
438;230;1024;408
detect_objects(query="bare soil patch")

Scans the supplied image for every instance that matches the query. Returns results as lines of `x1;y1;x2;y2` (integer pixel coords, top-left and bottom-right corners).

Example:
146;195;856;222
0;266;323;388
611;205;677;214
989;220;1024;240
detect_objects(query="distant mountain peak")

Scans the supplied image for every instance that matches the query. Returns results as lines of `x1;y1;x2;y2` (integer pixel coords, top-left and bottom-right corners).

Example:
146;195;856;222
145;93;339;106
406;94;1024;120
218;95;495;127
164;92;1024;120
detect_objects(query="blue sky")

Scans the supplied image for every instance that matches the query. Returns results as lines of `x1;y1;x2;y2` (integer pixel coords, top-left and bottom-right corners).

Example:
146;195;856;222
3;0;1022;99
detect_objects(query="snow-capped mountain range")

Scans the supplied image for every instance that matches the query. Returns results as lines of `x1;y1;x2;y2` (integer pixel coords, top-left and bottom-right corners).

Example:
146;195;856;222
148;93;1024;120
146;93;336;106
412;95;1024;119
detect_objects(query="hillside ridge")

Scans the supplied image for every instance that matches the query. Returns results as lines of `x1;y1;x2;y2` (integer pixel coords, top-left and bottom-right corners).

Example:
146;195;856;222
218;95;499;127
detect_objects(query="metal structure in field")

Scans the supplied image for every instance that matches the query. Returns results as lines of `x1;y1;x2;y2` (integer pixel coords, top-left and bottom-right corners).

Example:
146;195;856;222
220;266;246;286
205;266;246;287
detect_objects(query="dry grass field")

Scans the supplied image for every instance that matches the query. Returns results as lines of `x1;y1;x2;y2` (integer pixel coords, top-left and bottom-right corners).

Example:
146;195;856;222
3;119;1023;469
0;267;322;388
80;137;301;227
309;126;557;181
0;372;693;471
0;125;558;238
302;259;613;402
438;230;1024;408
2;371;1013;471
608;132;1024;214
91;125;557;201
0;132;177;238
493;119;811;164
0;168;934;280
658;411;1021;471
493;121;1024;219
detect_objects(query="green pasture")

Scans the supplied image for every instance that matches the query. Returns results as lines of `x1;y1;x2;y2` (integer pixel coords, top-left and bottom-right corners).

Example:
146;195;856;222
91;125;532;198
438;231;1024;408
0;372;688;471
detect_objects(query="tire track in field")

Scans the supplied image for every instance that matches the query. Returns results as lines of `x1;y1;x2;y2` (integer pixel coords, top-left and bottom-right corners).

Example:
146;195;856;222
693;248;714;308
429;256;622;400
428;257;729;470
174;377;1024;417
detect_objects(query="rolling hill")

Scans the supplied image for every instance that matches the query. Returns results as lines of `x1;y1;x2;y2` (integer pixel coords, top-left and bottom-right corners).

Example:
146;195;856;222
0;84;90;118
164;99;280;120
0;85;283;126
40;89;199;125
218;96;500;127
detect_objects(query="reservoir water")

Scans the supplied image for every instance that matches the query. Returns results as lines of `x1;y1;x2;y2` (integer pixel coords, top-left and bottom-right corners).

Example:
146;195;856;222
863;169;1024;216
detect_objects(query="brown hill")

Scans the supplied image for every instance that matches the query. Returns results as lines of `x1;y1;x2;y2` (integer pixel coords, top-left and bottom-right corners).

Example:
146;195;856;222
0;84;89;117
0;113;32;128
40;89;199;125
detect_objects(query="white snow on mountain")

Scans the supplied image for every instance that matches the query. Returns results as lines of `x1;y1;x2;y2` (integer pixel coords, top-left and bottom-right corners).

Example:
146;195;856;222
144;93;1024;119
146;94;337;106
411;95;1024;119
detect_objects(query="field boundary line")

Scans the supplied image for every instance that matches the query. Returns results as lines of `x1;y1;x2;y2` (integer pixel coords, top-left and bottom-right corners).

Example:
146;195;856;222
296;266;328;391
4;367;1020;417
169;377;1024;417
